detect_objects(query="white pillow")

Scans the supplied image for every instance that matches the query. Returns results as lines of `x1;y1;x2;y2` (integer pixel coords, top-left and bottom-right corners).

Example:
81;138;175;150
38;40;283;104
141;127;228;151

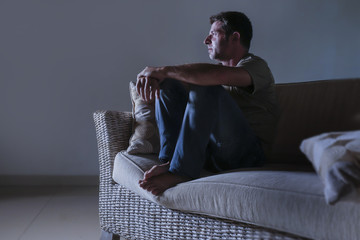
300;130;360;205
127;82;160;154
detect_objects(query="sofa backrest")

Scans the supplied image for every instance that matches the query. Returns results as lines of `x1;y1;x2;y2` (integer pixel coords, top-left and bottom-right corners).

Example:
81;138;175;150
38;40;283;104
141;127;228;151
270;78;360;164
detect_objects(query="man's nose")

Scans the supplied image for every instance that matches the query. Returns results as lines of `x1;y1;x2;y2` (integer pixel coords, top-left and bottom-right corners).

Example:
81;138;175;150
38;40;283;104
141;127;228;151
204;35;211;45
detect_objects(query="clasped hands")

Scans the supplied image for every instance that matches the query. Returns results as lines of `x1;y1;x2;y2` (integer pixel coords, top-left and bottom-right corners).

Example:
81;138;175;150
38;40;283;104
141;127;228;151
136;66;166;102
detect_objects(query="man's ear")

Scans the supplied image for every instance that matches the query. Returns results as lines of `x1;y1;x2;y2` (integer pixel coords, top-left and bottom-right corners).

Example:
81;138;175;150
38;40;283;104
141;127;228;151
232;32;241;42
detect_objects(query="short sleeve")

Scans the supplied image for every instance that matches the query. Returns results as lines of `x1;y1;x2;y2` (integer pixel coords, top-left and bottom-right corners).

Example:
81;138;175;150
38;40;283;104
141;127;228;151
237;55;274;94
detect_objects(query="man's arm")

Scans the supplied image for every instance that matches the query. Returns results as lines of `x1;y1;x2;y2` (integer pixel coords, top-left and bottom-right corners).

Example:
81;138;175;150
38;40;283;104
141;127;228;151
138;63;252;86
136;63;252;101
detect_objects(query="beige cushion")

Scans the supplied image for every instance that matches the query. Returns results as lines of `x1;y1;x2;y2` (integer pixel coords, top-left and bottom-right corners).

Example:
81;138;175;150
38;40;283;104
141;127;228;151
300;130;360;205
113;151;360;240
127;82;159;154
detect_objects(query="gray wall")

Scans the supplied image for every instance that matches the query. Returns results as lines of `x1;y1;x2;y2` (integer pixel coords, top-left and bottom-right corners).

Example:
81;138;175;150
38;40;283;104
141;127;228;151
1;0;359;176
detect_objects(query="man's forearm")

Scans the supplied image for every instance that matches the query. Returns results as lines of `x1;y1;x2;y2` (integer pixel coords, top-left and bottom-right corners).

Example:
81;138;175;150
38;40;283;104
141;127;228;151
161;63;252;87
136;63;252;101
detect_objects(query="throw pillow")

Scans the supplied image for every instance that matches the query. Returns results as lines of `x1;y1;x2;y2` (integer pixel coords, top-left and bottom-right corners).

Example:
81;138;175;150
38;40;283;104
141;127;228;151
300;130;360;205
127;81;160;154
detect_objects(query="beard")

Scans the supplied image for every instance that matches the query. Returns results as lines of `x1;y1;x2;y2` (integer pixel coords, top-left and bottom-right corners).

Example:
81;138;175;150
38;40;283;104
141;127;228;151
209;49;229;61
208;39;230;61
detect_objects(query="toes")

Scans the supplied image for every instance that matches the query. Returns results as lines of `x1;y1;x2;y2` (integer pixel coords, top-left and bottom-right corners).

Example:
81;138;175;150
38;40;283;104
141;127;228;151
139;180;149;189
140;171;187;196
149;185;163;196
144;167;156;179
146;183;157;192
152;188;164;196
151;189;160;195
140;180;157;193
144;171;152;180
142;181;162;195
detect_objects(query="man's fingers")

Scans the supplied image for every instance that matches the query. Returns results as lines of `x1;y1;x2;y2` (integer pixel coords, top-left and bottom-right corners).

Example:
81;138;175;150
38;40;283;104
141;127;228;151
153;80;161;99
144;78;151;102
150;79;161;101
140;78;146;101
149;82;156;101
150;88;156;101
136;76;141;95
136;76;146;99
136;75;160;102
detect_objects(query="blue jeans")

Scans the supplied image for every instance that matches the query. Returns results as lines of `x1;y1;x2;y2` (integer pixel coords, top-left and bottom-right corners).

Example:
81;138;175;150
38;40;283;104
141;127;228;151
156;79;265;179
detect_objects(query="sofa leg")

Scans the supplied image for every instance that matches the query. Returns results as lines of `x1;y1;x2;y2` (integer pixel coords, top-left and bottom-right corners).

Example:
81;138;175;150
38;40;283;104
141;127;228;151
100;230;120;240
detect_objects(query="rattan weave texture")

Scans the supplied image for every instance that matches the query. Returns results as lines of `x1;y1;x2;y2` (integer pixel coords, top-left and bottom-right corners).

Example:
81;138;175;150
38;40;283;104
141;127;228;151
94;110;309;240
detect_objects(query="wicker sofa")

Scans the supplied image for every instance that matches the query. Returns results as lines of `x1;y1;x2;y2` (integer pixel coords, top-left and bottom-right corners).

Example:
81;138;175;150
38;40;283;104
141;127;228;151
94;78;360;240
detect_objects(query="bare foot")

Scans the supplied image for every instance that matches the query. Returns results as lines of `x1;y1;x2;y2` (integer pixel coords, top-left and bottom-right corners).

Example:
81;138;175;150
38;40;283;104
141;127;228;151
143;161;170;180
139;172;191;196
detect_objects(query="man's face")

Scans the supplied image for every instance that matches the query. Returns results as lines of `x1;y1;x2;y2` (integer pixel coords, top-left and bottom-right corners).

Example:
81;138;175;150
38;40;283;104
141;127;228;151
204;21;231;61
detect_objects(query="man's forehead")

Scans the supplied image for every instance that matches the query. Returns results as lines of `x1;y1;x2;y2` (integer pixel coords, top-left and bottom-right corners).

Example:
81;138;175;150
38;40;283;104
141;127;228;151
210;21;224;32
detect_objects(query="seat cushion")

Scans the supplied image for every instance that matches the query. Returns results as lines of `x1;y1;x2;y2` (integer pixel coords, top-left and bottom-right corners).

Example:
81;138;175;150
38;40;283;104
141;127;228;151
113;151;360;240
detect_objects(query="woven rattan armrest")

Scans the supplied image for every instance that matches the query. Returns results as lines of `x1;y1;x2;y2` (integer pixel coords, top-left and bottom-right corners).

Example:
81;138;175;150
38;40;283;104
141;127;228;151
93;110;133;185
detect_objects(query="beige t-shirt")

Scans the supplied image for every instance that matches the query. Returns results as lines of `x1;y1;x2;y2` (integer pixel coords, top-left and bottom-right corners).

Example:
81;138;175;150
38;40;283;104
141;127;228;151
223;53;279;153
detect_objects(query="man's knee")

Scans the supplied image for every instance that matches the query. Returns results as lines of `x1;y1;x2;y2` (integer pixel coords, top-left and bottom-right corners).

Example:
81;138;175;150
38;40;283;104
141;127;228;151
188;85;224;104
160;78;180;88
159;78;188;99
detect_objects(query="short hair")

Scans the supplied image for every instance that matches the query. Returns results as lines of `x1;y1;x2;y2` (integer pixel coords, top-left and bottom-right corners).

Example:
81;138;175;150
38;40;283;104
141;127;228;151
210;11;253;49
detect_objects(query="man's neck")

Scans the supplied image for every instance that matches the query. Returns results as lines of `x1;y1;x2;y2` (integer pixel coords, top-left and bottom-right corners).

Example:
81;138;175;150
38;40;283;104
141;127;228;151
220;50;249;67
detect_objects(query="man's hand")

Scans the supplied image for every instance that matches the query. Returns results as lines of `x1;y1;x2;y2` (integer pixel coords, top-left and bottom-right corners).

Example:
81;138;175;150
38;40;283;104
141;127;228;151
136;66;167;102
136;77;160;102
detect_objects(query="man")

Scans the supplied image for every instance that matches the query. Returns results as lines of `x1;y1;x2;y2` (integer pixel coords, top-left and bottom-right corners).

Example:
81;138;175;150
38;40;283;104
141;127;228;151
136;11;278;196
